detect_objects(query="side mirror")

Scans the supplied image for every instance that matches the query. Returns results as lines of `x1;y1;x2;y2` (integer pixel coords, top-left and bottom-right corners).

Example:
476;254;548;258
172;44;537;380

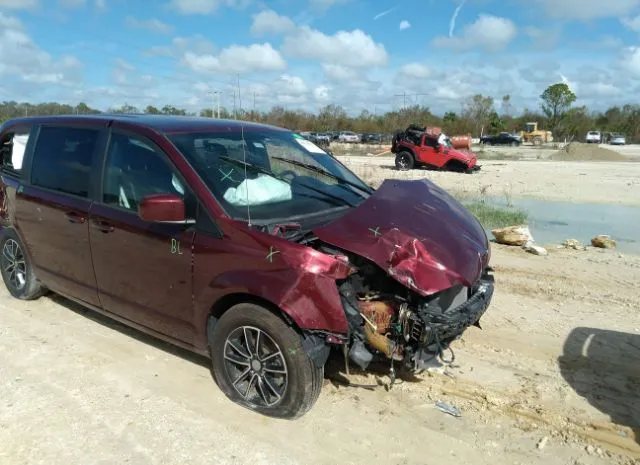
138;193;187;223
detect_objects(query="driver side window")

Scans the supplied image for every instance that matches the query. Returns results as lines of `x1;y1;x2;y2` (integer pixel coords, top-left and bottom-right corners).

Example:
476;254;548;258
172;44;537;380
102;133;195;217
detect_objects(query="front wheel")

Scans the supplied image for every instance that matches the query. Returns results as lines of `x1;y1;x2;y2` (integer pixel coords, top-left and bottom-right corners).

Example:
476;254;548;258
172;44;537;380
209;303;324;419
0;229;45;300
395;151;414;170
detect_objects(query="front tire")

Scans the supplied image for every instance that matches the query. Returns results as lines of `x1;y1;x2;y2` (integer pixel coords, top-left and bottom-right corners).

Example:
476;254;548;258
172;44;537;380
209;303;323;419
0;229;45;300
395;151;414;170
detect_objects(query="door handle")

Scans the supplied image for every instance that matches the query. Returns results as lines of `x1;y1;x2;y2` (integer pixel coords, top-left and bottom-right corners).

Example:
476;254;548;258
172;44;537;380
92;220;115;233
65;211;86;224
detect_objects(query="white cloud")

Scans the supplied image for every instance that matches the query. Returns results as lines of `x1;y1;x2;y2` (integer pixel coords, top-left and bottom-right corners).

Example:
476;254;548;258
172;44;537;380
399;20;410;30
0;13;82;86
282;26;387;68
169;0;244;14
322;64;360;82
250;10;295;35
622;15;640;33
373;7;396;20
523;26;561;50
449;0;467;37
622;46;640;77
534;0;640;20
399;63;431;79
125;16;174;34
314;85;330;101
183;43;286;74
433;14;517;52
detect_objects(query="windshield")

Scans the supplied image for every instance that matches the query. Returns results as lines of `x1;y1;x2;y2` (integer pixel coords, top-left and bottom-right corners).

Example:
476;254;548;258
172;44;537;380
169;129;371;222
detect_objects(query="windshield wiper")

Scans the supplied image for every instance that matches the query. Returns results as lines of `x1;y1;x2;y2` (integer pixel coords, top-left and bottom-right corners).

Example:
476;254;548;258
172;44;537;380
218;156;355;208
270;156;373;196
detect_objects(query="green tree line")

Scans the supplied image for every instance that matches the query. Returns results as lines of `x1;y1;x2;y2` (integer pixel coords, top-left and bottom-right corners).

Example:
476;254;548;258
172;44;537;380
1;83;638;142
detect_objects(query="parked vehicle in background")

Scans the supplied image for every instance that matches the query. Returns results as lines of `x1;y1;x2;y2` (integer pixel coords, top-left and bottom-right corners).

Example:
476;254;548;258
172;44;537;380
391;125;479;173
306;132;333;154
360;133;382;144
480;132;521;146
0;115;493;419
585;130;601;144
337;131;360;143
309;132;331;144
518;122;553;145
610;134;626;145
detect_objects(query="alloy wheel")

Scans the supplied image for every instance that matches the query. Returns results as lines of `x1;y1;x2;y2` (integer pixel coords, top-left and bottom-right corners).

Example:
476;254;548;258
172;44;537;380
2;239;26;291
398;153;409;169
223;325;288;407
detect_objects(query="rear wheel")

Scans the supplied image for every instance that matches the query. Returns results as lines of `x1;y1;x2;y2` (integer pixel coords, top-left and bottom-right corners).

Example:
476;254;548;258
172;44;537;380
395;151;414;170
0;229;45;300
209;303;324;419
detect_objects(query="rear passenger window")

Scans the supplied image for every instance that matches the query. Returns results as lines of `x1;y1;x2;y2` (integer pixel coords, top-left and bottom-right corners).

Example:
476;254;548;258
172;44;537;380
31;126;99;198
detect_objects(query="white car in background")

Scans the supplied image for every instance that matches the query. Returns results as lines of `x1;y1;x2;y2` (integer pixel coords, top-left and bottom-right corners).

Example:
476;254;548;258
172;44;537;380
610;134;626;145
338;131;360;143
585;130;601;144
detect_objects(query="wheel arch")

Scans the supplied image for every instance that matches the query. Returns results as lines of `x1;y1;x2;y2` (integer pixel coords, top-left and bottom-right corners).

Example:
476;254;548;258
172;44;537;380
206;292;301;343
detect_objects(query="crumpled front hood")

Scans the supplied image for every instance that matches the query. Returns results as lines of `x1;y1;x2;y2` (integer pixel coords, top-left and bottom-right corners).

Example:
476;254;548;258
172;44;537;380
448;147;476;162
313;178;490;296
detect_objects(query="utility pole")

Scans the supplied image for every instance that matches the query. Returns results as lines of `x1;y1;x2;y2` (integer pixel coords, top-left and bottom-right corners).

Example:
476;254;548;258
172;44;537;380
232;91;237;119
394;92;407;109
237;74;242;118
209;90;221;118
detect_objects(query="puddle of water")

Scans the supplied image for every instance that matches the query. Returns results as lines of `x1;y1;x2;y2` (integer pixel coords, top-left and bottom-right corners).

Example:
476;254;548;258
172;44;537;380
485;197;640;254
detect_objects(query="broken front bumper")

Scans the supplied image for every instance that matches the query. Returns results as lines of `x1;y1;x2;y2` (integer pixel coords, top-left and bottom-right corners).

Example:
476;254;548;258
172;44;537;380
411;272;495;370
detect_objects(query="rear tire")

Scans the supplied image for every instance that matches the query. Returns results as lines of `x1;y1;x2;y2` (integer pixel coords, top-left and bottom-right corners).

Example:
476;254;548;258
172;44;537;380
0;229;45;300
209;303;324;419
395;151;414;171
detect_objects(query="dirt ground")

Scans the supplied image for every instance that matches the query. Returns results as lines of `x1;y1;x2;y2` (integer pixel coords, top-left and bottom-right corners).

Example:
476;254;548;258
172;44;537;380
0;246;638;465
340;157;640;206
1;144;640;465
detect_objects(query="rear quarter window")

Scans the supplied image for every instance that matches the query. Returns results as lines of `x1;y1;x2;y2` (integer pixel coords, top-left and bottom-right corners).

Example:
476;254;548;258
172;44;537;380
30;126;101;198
0;127;31;177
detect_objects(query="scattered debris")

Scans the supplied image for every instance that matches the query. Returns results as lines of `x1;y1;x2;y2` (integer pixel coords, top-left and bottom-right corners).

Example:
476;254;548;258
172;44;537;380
435;400;462;418
562;239;586;250
492;225;533;246
591;235;616;249
537;436;549;450
523;242;548;256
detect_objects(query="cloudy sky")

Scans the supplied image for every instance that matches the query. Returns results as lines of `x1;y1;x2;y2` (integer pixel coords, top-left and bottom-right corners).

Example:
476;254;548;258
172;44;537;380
0;0;639;115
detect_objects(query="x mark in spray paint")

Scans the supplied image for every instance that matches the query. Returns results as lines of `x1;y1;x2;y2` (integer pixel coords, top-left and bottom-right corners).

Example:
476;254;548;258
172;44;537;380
265;246;280;263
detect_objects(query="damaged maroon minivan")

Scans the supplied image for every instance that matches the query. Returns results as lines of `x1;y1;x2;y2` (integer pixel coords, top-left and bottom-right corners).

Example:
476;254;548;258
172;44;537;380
0;115;493;419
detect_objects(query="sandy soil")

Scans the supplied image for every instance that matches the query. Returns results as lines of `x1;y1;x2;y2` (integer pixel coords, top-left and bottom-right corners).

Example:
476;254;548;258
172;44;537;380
340;157;640;206
0;246;638;465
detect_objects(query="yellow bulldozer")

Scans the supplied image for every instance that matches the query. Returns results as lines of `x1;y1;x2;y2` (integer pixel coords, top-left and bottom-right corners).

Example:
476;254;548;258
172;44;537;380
518;122;553;145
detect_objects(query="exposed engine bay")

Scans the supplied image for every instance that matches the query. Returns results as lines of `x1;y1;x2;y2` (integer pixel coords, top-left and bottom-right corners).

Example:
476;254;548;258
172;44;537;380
307;237;494;375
